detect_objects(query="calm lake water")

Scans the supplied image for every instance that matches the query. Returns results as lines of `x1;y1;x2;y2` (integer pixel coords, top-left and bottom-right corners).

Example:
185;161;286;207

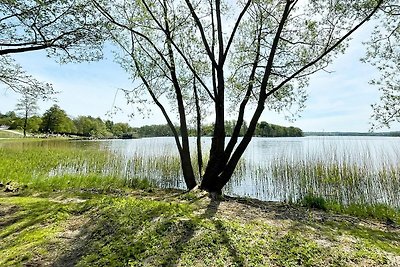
92;136;400;206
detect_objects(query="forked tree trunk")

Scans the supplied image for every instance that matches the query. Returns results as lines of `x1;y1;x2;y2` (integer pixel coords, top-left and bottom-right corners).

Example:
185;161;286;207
179;150;197;190
199;106;263;194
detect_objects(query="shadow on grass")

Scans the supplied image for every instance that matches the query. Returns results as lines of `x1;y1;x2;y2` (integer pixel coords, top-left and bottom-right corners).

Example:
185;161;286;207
52;197;245;267
157;198;245;266
0;200;70;239
4;193;396;266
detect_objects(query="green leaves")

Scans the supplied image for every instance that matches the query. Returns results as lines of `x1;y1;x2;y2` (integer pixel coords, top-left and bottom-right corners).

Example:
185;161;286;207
362;1;400;129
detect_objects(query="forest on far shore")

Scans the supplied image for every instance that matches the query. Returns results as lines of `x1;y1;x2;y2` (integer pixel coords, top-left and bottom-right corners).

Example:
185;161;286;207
0;104;303;139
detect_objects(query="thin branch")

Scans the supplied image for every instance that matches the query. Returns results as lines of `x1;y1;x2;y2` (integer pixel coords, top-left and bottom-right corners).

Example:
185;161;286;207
269;0;383;98
223;0;252;63
184;0;217;67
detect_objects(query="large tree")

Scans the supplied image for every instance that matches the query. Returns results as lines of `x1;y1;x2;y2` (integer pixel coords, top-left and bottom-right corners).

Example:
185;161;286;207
363;2;400;129
94;0;385;194
41;104;75;134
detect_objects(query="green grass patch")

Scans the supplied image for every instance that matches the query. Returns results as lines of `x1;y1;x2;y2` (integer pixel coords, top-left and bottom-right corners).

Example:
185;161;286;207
0;130;22;139
1;191;399;266
0;195;93;266
299;194;400;225
0;139;151;192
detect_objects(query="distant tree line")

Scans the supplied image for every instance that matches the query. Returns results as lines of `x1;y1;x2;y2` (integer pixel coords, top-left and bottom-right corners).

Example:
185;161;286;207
0;105;135;138
255;121;303;137
135;120;302;138
304;131;400;137
0;105;303;138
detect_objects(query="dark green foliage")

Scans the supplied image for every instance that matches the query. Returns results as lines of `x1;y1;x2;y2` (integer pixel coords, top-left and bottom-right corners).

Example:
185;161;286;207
1;107;303;138
256;121;303;137
135;124;174;137
40;105;76;134
300;193;327;211
0;112;19;128
73;116;112;138
0;107;136;138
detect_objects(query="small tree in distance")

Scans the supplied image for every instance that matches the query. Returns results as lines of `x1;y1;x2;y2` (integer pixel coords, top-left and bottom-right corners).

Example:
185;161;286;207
15;88;39;137
93;0;384;194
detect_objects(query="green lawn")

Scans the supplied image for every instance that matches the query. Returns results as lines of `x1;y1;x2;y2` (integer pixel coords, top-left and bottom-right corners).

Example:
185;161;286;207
0;130;22;138
0;189;399;267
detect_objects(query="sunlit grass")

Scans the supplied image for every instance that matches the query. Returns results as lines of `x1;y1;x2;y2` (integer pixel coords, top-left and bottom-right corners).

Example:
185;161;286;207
0;130;22;138
2;192;398;267
0;139;193;191
0;140;137;191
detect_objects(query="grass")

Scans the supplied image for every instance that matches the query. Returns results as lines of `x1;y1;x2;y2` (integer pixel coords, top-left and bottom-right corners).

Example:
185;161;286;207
1;138;400;221
299;193;400;225
0;195;91;266
0;140;128;191
0;130;22;138
0;190;399;266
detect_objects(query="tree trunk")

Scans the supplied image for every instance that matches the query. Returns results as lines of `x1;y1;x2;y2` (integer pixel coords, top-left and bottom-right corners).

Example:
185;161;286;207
200;68;226;192
200;1;293;194
163;2;197;190
23;110;28;138
194;78;203;176
179;149;197;190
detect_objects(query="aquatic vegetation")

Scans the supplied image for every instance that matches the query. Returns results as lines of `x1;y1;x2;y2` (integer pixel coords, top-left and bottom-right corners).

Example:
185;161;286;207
265;147;400;209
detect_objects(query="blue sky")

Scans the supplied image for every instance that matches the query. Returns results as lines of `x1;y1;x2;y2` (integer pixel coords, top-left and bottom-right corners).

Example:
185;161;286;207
0;25;393;132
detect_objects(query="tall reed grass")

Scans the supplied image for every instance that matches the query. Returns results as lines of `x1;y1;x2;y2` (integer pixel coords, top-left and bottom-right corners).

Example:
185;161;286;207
263;145;400;209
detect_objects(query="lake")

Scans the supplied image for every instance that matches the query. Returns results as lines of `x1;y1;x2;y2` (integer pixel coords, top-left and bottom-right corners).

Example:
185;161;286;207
93;136;400;207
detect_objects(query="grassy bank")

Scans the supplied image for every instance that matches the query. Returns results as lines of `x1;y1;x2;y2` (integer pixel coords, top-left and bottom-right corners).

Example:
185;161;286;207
0;130;22;138
1;138;399;222
1;189;399;267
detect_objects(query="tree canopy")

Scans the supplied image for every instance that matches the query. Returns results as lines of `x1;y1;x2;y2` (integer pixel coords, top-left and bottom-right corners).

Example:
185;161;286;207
1;0;393;194
40;105;75;134
0;0;107;105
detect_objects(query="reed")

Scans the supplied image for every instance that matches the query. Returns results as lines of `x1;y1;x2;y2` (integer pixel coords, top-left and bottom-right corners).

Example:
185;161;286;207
265;144;400;210
0;139;201;191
